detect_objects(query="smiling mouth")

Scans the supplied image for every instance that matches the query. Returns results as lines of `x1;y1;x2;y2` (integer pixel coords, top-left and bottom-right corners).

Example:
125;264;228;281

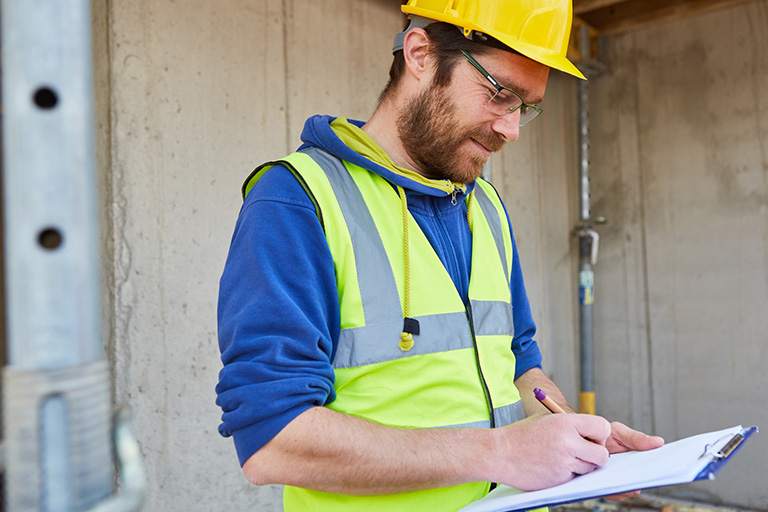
471;139;492;156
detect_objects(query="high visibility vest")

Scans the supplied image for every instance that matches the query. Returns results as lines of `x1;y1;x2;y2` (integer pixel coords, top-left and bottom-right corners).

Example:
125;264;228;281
244;147;524;512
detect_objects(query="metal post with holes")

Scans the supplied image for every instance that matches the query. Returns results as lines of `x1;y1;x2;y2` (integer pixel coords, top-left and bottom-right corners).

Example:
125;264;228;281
574;25;606;416
1;1;145;511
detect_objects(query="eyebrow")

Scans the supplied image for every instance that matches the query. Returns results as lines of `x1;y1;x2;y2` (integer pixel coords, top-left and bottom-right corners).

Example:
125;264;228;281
495;74;543;105
476;62;544;105
464;50;544;105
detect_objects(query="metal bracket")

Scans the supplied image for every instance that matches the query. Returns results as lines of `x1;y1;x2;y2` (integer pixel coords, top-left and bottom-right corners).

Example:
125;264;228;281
87;407;147;512
574;221;605;266
1;400;146;512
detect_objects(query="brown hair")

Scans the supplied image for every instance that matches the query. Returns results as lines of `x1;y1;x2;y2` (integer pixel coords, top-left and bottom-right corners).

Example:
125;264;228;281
379;22;512;103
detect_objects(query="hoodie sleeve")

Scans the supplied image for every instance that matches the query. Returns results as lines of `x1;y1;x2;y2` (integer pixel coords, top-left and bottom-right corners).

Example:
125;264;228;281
509;234;543;380
504;213;544;380
215;164;338;466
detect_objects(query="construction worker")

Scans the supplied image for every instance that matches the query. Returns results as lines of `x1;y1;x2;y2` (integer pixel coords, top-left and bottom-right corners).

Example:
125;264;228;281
215;1;664;510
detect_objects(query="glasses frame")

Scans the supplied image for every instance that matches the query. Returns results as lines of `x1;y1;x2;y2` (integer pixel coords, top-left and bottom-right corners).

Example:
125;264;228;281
460;50;543;126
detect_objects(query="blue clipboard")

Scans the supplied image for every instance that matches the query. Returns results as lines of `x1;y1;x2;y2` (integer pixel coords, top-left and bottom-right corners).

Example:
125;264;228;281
459;425;758;512
695;425;758;481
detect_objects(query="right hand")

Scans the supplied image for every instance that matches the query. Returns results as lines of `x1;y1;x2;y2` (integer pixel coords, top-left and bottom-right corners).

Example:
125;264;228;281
489;413;611;491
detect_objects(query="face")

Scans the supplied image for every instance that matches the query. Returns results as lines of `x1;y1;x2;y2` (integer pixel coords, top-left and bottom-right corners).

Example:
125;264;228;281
396;78;501;183
396;47;549;183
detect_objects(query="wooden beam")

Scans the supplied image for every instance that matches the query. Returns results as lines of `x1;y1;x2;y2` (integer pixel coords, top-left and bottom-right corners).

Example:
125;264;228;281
568;17;600;63
578;0;761;35
573;0;628;15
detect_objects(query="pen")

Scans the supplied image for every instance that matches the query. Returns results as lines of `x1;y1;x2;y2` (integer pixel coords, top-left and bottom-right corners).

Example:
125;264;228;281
534;388;566;414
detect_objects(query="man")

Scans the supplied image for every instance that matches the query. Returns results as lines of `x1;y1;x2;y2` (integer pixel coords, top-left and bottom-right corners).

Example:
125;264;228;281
216;1;664;511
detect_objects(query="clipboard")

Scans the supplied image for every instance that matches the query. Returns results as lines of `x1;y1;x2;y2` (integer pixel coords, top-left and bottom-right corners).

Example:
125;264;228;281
459;425;758;512
695;426;756;480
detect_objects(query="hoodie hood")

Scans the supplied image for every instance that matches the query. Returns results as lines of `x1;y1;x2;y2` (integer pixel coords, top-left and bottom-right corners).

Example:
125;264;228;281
298;115;475;198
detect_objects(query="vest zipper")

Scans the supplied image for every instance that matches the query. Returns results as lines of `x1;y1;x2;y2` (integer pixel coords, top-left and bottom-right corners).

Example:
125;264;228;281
466;300;499;492
464;300;495;429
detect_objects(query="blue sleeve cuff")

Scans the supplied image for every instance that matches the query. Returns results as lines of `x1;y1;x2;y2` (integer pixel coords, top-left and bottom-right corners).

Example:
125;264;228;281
513;340;543;380
228;403;317;467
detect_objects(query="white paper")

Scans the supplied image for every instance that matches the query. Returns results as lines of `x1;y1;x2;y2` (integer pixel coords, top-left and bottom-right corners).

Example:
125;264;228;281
459;425;745;512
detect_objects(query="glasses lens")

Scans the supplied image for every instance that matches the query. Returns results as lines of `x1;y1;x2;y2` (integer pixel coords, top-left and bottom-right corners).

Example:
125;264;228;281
489;88;523;115
518;105;542;126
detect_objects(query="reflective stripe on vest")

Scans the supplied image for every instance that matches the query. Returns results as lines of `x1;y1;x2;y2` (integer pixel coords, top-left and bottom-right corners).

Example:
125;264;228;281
245;148;525;512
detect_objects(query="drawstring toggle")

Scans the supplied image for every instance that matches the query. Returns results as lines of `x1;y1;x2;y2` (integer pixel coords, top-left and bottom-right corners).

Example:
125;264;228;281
399;317;420;352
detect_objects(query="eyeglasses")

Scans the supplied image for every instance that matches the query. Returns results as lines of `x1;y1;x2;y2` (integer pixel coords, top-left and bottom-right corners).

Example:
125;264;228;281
461;50;543;126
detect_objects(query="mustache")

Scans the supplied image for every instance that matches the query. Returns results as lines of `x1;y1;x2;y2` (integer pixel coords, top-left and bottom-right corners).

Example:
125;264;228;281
469;129;506;153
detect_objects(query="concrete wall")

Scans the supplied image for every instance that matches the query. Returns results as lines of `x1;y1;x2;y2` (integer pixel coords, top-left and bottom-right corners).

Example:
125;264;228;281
97;0;767;511
588;2;768;509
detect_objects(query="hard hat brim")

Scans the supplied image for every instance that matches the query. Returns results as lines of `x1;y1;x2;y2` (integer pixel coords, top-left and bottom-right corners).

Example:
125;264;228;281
482;27;586;80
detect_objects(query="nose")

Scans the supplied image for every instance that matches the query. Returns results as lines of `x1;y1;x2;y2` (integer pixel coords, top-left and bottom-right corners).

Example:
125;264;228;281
491;110;520;143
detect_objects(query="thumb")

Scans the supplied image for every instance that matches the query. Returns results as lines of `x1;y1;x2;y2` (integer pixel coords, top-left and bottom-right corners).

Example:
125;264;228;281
608;422;665;453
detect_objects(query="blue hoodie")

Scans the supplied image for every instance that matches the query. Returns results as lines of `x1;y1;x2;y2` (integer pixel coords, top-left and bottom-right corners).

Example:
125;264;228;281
216;115;543;466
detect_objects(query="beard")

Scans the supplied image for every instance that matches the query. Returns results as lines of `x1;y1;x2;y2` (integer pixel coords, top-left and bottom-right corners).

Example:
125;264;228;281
396;82;506;183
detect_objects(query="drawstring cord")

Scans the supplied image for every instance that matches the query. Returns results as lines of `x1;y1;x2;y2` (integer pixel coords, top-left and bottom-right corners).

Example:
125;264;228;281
466;190;475;231
398;185;418;351
396;187;476;352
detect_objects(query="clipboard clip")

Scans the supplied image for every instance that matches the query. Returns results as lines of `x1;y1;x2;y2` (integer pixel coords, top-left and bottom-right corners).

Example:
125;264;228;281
699;433;745;460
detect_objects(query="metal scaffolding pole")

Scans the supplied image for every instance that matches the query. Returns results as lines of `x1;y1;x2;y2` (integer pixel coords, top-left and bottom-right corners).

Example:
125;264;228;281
575;25;605;416
1;1;144;511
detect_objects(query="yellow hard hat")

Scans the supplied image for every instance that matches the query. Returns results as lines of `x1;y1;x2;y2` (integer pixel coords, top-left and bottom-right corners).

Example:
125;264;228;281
400;0;585;79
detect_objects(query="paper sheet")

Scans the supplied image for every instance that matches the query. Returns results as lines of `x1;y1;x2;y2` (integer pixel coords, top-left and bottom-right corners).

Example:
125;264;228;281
459;425;745;512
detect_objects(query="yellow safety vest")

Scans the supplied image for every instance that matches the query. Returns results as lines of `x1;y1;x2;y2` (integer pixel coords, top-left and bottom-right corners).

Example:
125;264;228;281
245;147;524;512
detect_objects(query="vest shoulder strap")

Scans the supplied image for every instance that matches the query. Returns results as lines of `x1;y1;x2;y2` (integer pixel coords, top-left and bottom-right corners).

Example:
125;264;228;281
473;178;513;282
241;148;347;232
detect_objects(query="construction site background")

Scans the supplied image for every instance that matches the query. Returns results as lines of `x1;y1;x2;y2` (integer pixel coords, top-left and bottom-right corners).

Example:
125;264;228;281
2;0;767;511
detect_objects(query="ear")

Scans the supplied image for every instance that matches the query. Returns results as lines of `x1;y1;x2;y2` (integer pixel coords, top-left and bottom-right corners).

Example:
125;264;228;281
401;28;433;82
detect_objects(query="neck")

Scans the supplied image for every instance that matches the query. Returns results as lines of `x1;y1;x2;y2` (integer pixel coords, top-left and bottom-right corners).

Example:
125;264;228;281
362;96;425;177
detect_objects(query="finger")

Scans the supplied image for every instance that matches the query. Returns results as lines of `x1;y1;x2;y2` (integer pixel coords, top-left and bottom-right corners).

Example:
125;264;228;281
569;458;600;476
574;437;610;467
572;415;612;446
609;422;665;453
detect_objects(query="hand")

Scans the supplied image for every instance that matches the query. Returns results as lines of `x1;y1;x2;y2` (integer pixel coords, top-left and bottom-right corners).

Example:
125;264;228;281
602;421;665;501
491;413;612;491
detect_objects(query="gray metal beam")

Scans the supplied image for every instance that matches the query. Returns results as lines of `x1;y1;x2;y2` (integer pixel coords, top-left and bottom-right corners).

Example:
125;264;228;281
1;0;115;510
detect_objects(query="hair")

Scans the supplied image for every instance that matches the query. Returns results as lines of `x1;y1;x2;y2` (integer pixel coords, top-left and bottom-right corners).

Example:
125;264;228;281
378;22;515;103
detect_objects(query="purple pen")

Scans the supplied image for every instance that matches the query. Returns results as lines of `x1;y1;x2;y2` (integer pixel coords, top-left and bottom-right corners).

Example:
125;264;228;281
534;387;566;414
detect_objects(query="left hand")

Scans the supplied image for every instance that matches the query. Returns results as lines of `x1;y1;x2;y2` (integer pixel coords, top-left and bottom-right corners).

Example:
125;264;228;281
602;421;665;501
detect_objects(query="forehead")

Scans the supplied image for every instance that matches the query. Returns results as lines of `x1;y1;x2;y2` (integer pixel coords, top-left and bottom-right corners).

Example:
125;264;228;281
469;47;550;102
